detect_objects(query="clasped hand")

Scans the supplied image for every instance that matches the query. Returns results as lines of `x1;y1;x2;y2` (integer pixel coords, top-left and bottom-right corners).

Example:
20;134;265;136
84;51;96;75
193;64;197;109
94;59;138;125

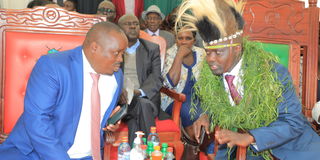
214;129;255;148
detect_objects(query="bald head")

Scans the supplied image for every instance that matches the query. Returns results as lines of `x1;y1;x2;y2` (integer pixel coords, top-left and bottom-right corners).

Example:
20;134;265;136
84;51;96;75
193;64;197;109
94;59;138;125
83;21;128;75
118;14;139;25
84;21;124;48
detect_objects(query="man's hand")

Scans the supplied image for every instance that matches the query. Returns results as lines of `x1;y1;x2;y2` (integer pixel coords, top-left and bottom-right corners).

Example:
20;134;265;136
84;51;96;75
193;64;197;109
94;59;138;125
103;106;121;132
193;114;210;143
134;89;141;97
119;90;128;105
215;129;255;148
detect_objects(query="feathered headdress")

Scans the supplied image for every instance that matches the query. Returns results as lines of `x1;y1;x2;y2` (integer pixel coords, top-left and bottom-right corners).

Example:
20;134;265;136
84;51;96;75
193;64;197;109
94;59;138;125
175;0;246;48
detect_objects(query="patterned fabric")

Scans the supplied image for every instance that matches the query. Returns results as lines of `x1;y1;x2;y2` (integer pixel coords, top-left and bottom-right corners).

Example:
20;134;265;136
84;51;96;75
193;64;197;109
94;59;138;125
161;44;206;111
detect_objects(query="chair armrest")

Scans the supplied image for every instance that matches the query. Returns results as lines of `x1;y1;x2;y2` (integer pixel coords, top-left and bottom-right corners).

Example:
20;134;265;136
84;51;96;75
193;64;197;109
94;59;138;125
160;87;186;126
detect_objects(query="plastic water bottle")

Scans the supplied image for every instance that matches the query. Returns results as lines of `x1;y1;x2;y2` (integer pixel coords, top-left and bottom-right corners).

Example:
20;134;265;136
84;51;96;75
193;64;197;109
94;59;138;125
118;137;130;160
165;147;175;160
151;146;163;160
147;126;160;147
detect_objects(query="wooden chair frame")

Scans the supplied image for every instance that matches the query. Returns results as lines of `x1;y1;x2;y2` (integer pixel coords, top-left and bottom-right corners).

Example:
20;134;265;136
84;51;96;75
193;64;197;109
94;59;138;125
234;0;319;159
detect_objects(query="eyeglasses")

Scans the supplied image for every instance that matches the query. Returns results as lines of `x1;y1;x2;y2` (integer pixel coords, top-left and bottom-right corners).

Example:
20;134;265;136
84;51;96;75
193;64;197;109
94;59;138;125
145;17;161;21
97;8;115;14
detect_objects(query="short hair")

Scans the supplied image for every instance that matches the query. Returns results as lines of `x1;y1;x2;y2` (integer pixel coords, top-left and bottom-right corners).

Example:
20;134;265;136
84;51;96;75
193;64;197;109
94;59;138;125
98;1;115;10
118;14;139;25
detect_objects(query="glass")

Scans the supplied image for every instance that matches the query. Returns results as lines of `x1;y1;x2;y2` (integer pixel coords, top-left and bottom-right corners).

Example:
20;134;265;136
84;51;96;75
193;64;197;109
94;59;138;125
97;8;115;14
146;17;161;21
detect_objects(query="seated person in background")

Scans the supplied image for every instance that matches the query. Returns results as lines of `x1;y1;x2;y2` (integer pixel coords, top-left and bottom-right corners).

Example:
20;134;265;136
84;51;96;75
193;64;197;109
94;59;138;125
142;5;175;50
97;1;116;22
176;0;320;159
161;28;209;159
0;22;127;160
117;14;169;146
63;0;77;11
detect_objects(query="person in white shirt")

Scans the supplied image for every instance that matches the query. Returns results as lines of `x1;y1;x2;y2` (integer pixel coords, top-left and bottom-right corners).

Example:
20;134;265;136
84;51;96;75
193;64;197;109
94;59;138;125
0;21;128;160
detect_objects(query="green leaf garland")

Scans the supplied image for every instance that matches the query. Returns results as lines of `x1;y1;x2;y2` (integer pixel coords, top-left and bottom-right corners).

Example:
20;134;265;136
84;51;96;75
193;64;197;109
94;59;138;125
193;39;284;159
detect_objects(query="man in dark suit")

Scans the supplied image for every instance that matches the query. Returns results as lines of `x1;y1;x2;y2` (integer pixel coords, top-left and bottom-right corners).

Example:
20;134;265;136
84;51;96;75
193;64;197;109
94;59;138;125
0;22;128;160
176;0;320;159
118;14;168;145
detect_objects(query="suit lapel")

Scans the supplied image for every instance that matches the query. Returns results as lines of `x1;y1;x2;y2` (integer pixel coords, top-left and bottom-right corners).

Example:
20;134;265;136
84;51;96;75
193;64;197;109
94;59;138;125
69;46;84;143
100;70;123;147
136;41;144;84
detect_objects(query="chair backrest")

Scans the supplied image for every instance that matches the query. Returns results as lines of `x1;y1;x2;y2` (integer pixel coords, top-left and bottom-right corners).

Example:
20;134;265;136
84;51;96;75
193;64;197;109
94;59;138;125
0;7;105;134
243;0;319;119
139;30;167;70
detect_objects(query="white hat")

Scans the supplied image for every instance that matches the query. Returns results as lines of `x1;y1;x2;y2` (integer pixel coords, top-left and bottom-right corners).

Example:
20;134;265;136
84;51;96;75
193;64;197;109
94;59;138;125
142;5;165;21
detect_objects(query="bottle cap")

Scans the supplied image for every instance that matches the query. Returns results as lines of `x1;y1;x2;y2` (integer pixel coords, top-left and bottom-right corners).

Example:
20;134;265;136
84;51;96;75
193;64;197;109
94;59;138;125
135;131;145;137
141;145;147;150
161;143;168;148
168;147;173;152
154;145;160;150
150;126;156;133
121;136;128;142
147;141;154;147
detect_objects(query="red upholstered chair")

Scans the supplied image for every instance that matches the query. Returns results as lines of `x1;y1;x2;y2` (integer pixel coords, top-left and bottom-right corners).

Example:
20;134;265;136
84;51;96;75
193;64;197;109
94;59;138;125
0;7;105;142
104;87;185;160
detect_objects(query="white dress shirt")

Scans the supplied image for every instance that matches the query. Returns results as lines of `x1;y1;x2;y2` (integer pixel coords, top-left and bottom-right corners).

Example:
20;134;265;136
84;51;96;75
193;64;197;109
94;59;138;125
223;59;243;106
223;58;259;150
146;29;160;36
67;50;118;158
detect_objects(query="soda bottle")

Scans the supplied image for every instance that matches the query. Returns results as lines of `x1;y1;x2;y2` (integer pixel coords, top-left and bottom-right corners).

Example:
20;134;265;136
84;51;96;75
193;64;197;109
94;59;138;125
165;147;175;160
147;141;154;159
151;146;162;160
147;126;160;147
118;136;130;160
161;143;168;159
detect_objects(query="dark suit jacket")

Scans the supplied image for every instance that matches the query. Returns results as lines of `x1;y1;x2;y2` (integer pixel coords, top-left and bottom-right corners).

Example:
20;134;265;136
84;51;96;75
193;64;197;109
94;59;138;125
216;63;320;160
0;46;123;160
122;39;168;119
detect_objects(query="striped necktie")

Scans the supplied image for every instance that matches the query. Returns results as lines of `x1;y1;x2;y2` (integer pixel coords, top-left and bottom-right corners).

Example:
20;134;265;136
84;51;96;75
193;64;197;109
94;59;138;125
225;75;242;105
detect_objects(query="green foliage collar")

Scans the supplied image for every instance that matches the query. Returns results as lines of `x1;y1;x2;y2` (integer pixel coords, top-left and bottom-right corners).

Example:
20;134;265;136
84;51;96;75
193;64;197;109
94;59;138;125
193;39;283;131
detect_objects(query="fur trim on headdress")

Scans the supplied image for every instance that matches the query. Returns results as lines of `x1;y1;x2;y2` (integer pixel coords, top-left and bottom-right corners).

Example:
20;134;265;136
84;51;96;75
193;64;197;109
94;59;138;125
175;0;246;44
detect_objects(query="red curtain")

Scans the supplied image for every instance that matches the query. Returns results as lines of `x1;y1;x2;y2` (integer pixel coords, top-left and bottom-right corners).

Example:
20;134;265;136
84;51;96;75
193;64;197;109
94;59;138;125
112;0;144;22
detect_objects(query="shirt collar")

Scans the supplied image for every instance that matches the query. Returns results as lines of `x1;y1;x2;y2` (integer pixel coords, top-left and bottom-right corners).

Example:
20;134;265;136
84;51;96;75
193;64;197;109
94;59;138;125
126;39;140;54
223;58;242;78
146;29;159;36
82;50;96;74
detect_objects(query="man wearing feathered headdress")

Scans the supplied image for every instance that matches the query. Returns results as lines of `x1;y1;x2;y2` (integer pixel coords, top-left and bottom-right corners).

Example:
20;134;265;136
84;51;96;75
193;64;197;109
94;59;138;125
175;0;320;159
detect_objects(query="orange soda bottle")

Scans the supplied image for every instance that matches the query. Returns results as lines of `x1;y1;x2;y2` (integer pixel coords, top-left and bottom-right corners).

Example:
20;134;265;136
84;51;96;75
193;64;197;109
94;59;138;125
151;145;163;160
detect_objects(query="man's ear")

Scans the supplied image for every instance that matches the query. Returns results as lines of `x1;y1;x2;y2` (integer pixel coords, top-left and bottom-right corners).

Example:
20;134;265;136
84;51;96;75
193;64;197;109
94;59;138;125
90;41;98;54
